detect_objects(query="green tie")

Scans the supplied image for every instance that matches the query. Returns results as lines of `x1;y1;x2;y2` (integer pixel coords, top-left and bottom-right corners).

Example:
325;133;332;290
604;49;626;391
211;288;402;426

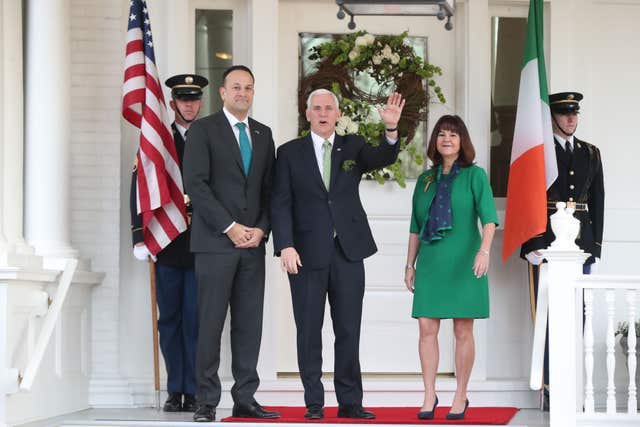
322;140;332;190
235;122;252;175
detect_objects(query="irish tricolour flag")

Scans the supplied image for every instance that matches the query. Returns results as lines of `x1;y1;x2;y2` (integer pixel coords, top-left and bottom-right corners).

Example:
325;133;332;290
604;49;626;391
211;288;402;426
502;0;557;261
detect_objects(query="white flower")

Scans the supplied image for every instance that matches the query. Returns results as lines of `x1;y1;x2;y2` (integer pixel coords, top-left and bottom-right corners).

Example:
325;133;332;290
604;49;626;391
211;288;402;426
363;33;376;45
355;36;368;47
391;53;400;64
372;55;382;65
348;49;360;61
355;33;376;47
347;121;360;134
382;44;393;58
366;106;381;124
336;116;352;135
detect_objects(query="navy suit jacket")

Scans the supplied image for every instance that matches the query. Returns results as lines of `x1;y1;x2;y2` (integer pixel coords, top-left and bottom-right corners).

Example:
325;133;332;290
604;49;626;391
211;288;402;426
271;133;400;269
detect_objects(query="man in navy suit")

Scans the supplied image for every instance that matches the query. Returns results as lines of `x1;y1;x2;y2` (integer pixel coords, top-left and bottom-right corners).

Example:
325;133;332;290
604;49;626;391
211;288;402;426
271;89;404;420
184;65;279;422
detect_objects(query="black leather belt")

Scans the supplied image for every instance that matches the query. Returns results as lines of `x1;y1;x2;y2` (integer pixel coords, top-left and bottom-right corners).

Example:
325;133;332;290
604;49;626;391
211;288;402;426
547;201;588;211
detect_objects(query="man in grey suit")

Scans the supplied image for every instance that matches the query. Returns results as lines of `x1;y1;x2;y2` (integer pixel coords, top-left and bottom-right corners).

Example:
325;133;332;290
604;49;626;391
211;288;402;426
184;65;279;422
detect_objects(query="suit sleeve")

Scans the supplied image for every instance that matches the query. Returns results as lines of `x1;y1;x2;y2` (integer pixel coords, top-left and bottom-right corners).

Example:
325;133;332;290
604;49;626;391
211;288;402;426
270;145;294;256
588;147;605;258
357;134;401;173
256;128;275;237
130;162;144;246
183;120;234;233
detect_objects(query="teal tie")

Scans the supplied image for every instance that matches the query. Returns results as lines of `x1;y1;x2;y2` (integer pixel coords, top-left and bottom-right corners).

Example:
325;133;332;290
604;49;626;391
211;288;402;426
322;140;332;190
235;122;252;175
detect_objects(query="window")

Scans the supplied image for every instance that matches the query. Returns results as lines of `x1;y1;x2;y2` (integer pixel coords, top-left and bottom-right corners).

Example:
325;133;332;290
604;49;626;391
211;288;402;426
490;16;527;197
195;9;233;117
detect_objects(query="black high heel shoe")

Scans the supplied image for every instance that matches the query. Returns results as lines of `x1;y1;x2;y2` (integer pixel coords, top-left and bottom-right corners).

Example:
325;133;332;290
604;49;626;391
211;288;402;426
445;398;469;420
417;395;439;420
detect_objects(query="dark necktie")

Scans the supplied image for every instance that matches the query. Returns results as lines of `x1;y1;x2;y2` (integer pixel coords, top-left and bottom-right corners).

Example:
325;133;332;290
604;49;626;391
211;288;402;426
565;140;572;153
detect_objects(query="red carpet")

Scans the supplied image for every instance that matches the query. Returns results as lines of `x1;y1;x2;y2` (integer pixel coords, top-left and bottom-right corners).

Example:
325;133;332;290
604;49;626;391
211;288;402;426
221;406;519;424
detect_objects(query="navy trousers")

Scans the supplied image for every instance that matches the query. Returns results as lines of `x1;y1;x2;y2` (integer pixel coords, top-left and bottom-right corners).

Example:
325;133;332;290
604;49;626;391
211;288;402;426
155;263;198;395
289;238;365;409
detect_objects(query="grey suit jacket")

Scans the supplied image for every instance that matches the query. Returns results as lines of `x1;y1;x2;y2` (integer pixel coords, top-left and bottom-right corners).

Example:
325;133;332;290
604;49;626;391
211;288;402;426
183;110;275;253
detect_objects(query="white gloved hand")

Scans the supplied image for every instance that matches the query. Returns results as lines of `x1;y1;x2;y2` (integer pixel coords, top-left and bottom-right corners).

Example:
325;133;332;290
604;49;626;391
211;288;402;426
525;251;545;265
133;244;156;261
589;257;600;274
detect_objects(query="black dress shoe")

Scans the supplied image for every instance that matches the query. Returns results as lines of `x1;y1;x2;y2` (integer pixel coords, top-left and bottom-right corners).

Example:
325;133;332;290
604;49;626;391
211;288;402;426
163;392;182;412
193;404;216;422
304;405;324;420
337;405;376;419
445;399;469;420
232;402;281;419
417;395;439;420
182;394;197;412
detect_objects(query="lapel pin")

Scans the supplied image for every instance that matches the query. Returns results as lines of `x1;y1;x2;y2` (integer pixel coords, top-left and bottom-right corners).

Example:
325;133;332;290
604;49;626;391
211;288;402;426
253;129;260;135
337;147;342;152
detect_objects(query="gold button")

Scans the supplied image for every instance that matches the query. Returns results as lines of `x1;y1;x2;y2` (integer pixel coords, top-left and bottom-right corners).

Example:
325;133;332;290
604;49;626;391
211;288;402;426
569;170;575;175
569;185;575;190
569;197;574;202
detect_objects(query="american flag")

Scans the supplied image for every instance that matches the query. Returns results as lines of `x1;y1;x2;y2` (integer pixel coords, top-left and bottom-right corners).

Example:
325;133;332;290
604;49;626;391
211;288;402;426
122;0;187;256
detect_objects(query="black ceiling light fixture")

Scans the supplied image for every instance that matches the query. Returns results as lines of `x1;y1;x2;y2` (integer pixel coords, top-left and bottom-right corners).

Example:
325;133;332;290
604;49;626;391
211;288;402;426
336;0;455;31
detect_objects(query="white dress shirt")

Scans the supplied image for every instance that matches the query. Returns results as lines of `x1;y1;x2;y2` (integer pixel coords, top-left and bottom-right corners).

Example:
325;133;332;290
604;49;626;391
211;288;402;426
554;133;575;151
223;107;252;148
175;122;188;140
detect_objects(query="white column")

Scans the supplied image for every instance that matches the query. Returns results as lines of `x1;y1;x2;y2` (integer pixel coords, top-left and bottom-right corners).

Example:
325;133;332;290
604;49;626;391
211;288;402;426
1;283;8;427
0;0;8;255
542;204;589;427
2;0;34;264
456;0;491;380
24;0;77;265
248;0;279;382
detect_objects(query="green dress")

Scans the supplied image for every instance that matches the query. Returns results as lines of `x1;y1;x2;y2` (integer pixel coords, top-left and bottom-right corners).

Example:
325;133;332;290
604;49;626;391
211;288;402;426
410;165;498;319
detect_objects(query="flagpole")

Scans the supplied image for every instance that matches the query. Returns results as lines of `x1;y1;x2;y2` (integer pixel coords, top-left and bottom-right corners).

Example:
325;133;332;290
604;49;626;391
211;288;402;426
148;259;161;410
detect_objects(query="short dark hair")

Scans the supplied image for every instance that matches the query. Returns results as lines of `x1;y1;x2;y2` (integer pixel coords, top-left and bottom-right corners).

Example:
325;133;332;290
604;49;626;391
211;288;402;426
221;65;255;86
426;115;475;167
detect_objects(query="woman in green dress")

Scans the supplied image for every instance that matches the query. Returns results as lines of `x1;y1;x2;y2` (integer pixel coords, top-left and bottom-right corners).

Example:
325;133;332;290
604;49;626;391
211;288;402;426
404;115;498;420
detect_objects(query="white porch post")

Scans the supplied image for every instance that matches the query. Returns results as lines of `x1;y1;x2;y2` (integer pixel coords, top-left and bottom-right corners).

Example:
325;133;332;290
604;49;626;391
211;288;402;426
0;0;7;256
457;0;491;380
2;0;34;266
24;0;77;267
542;205;589;427
249;0;279;382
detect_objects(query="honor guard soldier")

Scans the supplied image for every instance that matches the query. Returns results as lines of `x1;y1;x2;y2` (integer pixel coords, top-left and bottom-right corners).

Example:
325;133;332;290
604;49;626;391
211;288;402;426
130;73;208;412
521;91;605;409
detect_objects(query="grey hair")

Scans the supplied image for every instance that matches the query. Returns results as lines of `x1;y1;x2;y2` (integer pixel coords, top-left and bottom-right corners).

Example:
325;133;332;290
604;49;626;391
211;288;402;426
306;88;340;110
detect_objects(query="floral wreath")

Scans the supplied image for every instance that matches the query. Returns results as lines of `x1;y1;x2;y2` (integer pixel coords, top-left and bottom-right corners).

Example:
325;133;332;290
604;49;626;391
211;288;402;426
298;31;445;187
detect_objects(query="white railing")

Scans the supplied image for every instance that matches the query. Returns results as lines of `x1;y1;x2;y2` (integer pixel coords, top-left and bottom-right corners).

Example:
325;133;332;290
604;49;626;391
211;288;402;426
535;203;640;427
576;276;640;425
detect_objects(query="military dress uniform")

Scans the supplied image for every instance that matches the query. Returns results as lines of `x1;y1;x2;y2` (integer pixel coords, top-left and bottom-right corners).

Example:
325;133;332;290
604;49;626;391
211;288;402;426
520;91;605;406
130;74;208;412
